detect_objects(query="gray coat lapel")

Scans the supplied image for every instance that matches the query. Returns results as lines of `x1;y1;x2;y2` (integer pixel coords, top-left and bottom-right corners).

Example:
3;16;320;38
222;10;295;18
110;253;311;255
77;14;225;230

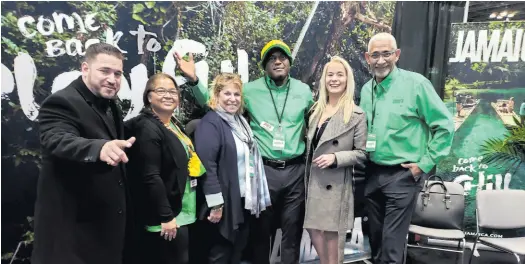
317;106;363;148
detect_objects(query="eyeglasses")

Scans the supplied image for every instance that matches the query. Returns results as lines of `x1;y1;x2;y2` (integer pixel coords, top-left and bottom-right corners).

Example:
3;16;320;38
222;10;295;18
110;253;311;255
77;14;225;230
151;88;179;97
368;50;396;60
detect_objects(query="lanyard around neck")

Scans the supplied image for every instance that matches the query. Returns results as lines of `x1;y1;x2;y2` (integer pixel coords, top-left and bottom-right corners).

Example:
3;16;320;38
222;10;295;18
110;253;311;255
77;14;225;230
265;78;290;126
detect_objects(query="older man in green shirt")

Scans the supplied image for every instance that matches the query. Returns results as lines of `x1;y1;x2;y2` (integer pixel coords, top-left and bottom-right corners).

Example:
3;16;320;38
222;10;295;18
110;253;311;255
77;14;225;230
175;40;313;264
359;33;454;264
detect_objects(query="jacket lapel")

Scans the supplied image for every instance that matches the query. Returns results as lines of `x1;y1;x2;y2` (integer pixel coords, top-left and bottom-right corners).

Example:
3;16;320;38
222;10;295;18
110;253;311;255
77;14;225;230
317;106;364;148
73;78;118;139
160;118;189;196
111;101;124;139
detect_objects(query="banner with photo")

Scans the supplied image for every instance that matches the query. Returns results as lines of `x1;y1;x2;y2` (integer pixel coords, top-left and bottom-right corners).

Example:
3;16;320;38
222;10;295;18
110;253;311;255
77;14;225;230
436;21;525;239
1;1;395;262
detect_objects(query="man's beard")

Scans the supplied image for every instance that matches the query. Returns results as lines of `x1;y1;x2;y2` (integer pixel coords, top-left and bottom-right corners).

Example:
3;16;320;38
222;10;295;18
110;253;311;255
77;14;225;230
373;66;392;79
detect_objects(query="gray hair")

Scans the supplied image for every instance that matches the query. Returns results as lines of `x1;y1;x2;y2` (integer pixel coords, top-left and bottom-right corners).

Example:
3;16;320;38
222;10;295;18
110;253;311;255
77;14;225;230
368;33;398;52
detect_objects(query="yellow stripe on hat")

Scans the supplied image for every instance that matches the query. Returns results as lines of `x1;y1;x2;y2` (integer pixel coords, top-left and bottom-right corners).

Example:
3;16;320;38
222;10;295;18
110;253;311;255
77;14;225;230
260;40;292;61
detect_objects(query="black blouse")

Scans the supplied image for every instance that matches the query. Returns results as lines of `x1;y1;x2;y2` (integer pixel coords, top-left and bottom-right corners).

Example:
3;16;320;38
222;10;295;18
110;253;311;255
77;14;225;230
312;117;331;150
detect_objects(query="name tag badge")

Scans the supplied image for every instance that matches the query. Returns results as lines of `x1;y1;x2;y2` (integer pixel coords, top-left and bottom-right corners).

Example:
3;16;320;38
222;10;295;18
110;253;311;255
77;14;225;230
272;129;285;150
190;179;198;188
366;133;377;152
260;121;274;133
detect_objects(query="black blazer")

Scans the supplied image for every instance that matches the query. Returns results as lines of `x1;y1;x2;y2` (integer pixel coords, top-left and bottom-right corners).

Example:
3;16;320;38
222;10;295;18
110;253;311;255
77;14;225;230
32;77;130;264
124;110;188;227
194;111;244;243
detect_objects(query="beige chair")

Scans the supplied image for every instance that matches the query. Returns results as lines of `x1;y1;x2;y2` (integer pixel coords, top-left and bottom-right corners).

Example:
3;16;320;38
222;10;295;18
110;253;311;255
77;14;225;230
468;190;525;264
404;225;466;264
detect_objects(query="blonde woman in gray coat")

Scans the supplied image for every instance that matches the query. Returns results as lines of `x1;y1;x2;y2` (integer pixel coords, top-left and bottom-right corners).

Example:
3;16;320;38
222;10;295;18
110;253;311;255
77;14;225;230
304;56;367;264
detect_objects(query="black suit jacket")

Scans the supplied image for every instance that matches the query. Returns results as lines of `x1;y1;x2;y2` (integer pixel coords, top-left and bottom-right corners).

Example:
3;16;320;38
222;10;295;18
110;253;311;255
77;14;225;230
124;111;189;227
32;77;131;264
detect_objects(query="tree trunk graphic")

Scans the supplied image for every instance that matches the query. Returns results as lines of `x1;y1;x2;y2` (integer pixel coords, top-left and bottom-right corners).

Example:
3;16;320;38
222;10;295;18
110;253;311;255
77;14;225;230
301;2;391;88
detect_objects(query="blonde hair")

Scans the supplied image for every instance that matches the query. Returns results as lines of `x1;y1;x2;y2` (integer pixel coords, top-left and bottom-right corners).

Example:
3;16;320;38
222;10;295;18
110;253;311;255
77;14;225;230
310;56;355;124
208;73;245;114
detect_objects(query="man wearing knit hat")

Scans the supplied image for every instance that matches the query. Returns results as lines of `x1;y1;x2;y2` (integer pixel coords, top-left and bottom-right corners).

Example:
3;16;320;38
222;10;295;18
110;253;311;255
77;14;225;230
175;39;313;264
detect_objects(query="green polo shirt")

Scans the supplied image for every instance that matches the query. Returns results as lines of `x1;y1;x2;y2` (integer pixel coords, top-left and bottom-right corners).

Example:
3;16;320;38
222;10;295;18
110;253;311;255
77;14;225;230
191;75;313;160
359;67;454;173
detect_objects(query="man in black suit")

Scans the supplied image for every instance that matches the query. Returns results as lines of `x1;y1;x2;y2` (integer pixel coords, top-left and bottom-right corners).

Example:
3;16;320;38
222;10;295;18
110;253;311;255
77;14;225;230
32;43;136;264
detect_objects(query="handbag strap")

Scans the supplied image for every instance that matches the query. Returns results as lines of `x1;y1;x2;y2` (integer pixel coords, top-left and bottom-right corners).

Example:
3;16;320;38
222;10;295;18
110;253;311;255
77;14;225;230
422;182;452;209
424;175;444;188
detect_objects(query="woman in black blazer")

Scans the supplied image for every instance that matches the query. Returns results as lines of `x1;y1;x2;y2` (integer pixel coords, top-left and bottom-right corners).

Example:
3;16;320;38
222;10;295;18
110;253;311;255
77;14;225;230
125;73;205;264
194;73;271;264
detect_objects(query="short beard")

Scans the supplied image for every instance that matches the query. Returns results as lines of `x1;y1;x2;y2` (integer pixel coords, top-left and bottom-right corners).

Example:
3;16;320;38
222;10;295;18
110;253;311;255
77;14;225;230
373;67;392;80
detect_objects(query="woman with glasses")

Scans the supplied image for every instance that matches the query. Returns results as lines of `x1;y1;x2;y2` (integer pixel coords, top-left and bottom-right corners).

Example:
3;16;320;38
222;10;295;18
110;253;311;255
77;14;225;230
193;73;271;264
304;56;367;264
125;73;206;264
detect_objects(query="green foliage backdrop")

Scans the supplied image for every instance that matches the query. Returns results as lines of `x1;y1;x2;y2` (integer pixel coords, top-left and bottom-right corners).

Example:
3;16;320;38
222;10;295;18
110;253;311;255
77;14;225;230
1;2;394;262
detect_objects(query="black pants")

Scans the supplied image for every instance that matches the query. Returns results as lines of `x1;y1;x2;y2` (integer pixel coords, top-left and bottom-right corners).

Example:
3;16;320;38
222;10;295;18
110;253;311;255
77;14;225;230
208;210;251;264
364;163;426;264
245;163;306;264
139;225;189;264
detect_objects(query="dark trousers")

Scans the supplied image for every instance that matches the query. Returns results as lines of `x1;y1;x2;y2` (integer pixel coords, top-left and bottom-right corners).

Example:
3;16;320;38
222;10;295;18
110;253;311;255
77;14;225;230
364;163;426;264
208;210;250;264
245;163;306;264
139;225;189;264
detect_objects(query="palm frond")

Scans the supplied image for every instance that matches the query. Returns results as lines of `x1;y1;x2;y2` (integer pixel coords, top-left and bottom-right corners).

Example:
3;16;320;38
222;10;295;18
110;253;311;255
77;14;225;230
480;128;525;174
511;116;524;128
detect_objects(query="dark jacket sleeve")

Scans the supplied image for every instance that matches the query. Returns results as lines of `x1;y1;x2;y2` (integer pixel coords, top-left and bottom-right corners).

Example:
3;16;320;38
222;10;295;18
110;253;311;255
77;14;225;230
135;126;174;223
39;93;107;163
194;118;223;197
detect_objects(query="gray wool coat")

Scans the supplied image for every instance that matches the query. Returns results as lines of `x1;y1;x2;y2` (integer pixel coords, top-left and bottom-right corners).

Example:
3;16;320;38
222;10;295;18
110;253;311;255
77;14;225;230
304;105;368;263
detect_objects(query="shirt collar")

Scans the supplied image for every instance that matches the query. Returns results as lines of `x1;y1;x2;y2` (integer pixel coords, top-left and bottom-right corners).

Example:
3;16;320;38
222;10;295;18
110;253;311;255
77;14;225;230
265;75;291;90
374;66;399;92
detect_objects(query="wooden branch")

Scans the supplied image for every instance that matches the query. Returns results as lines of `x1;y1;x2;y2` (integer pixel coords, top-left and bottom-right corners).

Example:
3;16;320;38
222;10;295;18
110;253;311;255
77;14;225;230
140;36;151;65
354;12;392;32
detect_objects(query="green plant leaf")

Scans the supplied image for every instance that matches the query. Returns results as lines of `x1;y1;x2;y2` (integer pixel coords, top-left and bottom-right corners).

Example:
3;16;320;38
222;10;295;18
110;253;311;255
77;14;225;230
145;1;155;9
1;253;14;260
132;14;148;25
481;126;525;174
132;3;145;14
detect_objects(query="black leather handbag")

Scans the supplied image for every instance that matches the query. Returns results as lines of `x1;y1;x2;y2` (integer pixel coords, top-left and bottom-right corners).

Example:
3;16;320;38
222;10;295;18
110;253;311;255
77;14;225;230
411;175;465;230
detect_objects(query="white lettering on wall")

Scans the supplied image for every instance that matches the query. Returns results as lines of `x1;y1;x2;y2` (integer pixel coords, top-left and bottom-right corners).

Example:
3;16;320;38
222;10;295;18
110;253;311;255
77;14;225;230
124;64;148;121
51;71;81;94
162;39;209;88
17;16;37;38
1;63;15;95
449;29;525;63
8;8;251;120
14;53;39;121
129;25;161;54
